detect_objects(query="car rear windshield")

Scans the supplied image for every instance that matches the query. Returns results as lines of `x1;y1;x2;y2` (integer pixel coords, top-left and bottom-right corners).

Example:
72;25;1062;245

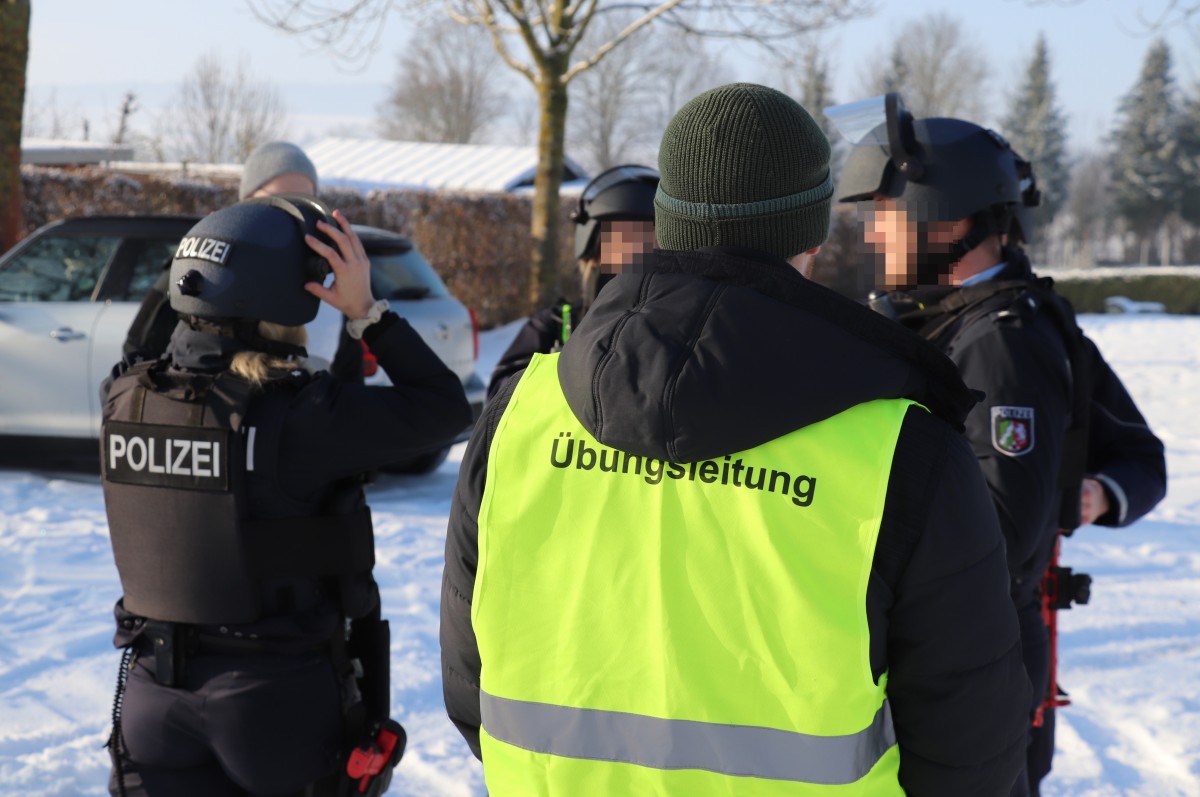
370;248;450;300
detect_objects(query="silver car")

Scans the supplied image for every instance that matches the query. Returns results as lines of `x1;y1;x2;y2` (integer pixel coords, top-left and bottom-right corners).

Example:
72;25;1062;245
0;215;484;471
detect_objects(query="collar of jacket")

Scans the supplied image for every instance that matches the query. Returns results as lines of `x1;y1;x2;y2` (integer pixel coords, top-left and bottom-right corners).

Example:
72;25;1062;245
894;246;1039;330
555;248;978;463
998;246;1036;281
165;322;254;372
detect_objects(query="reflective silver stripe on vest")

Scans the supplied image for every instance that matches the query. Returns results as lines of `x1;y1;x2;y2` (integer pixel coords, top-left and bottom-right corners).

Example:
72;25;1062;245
480;692;897;785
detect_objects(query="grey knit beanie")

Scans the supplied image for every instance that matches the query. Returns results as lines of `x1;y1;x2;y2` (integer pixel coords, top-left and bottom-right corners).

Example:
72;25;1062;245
239;141;319;200
655;83;832;260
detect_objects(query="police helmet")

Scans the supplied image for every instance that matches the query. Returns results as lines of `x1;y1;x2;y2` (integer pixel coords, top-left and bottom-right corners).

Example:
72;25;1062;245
836;94;1023;230
170;194;335;327
571;164;659;260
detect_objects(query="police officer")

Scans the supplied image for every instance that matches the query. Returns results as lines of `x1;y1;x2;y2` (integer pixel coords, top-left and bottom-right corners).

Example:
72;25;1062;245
836;94;1167;797
101;195;472;796
443;83;1030;795
486;163;658;399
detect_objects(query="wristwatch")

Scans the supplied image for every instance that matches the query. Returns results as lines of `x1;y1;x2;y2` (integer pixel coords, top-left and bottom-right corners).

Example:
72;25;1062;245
346;299;390;340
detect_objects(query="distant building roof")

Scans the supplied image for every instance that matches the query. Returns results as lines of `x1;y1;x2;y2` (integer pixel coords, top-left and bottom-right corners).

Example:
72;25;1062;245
21;138;135;165
305;137;590;194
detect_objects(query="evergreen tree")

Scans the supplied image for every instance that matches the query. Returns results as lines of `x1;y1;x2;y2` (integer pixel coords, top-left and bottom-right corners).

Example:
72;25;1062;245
1176;80;1200;226
1001;34;1070;239
1109;39;1184;254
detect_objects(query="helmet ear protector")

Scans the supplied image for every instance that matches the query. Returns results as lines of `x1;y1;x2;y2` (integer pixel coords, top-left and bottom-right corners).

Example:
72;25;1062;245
885;93;925;183
241;193;337;284
1008;154;1043;244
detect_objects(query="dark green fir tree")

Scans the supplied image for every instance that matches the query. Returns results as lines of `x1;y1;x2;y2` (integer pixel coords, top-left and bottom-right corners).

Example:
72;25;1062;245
1001;33;1070;239
1176;80;1200;227
1109;39;1184;260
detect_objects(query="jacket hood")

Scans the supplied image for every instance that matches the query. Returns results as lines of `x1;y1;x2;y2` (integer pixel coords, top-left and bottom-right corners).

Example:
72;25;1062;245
557;248;977;463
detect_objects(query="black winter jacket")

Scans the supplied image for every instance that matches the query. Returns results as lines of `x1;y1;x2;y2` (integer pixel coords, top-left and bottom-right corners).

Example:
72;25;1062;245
441;247;1031;796
890;249;1166;607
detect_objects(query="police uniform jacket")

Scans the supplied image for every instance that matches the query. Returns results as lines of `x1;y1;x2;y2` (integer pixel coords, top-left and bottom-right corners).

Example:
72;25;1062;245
894;249;1166;609
486;300;578;401
442;247;1032;796
106;310;472;649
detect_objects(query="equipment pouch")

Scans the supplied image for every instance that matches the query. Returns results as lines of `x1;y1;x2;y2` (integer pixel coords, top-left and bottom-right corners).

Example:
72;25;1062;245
143;620;186;687
348;611;391;724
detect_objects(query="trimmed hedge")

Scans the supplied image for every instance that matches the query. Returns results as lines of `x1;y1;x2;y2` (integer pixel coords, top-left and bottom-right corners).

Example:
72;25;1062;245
1047;274;1200;315
21;168;1197;326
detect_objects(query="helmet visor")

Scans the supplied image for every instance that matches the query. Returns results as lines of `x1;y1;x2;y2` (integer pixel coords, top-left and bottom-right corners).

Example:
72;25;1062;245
823;95;889;146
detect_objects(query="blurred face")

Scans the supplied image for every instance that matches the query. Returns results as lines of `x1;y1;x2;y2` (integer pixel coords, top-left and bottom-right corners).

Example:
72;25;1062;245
861;197;963;289
598;219;656;273
250;172;316;198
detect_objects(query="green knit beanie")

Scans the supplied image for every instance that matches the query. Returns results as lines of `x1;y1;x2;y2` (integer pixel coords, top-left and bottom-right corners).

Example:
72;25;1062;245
655;83;833;260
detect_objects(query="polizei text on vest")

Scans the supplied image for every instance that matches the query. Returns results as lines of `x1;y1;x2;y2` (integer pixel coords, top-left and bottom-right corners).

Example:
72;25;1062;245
108;433;223;479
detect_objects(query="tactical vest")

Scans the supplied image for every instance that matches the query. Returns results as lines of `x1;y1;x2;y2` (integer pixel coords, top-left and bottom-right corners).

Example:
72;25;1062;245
473;353;912;796
101;361;376;625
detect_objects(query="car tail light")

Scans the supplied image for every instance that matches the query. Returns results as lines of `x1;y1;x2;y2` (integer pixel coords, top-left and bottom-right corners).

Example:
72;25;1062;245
361;340;379;377
468;308;479;361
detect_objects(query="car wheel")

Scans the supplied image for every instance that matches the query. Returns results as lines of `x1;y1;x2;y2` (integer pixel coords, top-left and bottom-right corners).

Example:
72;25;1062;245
385;445;451;475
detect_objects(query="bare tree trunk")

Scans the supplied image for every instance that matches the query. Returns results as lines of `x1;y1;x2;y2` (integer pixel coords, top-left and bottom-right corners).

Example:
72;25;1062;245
530;68;569;310
0;0;30;254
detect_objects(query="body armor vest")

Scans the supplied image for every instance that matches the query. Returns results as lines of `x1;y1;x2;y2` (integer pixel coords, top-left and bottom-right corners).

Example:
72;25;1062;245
101;361;376;625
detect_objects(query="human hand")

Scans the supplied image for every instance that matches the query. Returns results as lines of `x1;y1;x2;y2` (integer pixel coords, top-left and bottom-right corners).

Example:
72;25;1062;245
1079;478;1110;526
303;209;377;319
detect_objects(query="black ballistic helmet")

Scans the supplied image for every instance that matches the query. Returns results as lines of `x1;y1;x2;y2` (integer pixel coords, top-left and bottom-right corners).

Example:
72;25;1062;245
836;93;1024;228
170;193;335;327
571;164;659;260
829;93;1041;284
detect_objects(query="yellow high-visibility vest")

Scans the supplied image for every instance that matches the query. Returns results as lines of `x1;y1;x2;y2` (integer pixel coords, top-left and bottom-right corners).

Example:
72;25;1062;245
474;352;914;795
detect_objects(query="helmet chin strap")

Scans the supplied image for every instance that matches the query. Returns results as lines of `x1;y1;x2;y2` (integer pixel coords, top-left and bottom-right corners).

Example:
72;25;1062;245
916;206;1010;286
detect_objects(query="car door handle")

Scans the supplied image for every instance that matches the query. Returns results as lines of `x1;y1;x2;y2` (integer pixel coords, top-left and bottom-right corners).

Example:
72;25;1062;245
49;327;87;342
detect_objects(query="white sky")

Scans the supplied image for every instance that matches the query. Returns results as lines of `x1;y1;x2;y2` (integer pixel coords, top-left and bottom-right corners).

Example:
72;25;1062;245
23;0;1200;155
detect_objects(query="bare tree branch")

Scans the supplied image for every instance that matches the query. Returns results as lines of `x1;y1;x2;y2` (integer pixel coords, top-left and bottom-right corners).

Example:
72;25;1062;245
167;52;289;163
856;11;991;122
248;0;875;303
563;0;685;81
377;19;508;142
246;0;397;71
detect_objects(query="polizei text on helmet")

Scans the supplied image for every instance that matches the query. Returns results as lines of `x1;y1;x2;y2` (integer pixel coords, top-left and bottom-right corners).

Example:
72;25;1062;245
175;236;233;265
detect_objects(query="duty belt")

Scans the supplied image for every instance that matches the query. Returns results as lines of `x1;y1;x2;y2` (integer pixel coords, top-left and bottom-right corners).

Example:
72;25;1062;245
138;619;328;687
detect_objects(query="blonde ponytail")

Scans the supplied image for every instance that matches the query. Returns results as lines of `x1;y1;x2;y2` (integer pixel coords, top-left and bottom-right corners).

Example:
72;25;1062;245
229;322;309;386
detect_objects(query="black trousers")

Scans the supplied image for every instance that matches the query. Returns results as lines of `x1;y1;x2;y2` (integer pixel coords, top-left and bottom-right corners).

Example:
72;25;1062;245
1028;705;1055;796
109;647;342;797
1010;600;1050;797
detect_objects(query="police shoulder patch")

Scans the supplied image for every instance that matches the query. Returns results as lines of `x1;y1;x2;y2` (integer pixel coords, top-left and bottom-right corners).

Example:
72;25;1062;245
990;406;1035;457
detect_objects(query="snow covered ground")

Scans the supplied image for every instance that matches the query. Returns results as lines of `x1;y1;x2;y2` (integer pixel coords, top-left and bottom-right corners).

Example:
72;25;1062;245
1;315;1197;796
